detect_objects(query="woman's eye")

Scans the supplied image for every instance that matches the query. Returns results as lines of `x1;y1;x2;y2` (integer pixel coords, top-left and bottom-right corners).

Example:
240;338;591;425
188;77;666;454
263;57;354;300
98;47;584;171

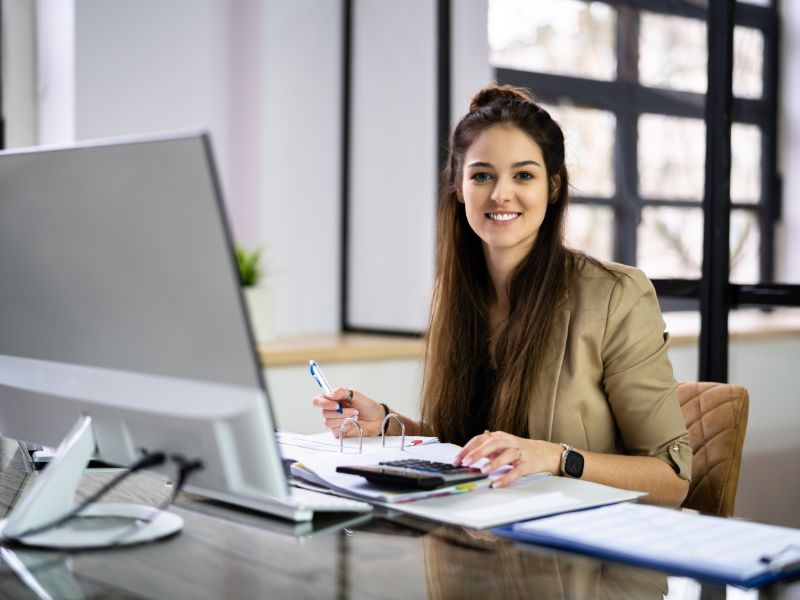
515;171;534;181
471;172;492;183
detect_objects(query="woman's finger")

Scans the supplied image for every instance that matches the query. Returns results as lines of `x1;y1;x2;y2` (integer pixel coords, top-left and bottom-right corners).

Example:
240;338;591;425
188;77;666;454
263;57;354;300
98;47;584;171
491;464;524;488
460;434;512;466
322;407;359;419
323;407;359;425
454;431;495;465
480;446;522;474
312;395;342;411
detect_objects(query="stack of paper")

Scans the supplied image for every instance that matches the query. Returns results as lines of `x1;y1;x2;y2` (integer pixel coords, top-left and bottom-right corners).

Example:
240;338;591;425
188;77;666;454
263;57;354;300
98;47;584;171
277;431;645;529
278;431;501;504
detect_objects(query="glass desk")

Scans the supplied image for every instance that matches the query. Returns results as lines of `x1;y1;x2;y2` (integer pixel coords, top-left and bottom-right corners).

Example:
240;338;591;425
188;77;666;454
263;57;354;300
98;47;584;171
0;439;796;599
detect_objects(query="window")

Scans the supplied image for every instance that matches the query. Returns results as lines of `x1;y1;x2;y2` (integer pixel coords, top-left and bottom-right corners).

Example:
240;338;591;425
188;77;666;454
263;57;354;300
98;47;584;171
489;0;779;292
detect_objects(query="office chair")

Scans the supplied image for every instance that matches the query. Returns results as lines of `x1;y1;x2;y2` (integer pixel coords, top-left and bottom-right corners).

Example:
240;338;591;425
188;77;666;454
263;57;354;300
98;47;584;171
677;381;749;517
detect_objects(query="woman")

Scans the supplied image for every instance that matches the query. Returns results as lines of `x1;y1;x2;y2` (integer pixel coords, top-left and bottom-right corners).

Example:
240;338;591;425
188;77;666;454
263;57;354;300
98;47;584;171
313;84;691;506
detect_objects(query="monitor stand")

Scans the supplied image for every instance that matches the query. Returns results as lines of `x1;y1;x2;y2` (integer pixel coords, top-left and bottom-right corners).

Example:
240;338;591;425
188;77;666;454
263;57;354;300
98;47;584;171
17;442;119;472
0;415;183;549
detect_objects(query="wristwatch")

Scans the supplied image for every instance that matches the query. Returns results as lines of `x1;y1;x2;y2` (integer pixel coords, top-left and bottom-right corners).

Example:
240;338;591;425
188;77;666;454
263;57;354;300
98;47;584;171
559;443;584;478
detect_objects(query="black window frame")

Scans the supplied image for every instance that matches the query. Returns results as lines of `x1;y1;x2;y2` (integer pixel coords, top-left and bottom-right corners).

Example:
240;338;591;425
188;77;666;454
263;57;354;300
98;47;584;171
493;0;780;295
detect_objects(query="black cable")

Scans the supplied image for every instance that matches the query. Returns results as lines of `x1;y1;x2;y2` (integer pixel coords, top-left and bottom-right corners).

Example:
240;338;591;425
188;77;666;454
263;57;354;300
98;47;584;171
4;451;167;541
96;454;205;546
169;456;204;504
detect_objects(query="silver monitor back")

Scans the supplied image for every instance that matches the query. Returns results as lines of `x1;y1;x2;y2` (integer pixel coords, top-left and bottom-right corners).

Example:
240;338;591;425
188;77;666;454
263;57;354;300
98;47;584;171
0;133;297;517
0;133;262;391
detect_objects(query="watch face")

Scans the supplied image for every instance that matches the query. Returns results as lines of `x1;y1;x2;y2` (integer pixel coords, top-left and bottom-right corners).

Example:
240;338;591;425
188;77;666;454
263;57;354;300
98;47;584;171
564;450;584;478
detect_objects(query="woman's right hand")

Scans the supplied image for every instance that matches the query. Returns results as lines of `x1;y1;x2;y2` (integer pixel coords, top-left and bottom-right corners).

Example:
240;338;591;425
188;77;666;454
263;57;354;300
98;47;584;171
312;388;386;437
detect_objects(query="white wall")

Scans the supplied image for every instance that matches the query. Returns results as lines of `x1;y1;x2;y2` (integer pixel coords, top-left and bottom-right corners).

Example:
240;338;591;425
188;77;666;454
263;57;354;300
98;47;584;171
2;0;38;147
347;0;437;332
33;0;343;337
72;0;230;190
35;0;230;185
451;1;492;125
346;1;493;332
260;0;342;336
268;359;424;435
37;0;75;145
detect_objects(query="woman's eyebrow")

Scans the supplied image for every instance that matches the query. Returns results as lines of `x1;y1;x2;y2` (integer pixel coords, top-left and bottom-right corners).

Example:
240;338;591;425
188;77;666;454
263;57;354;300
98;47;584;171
512;160;541;168
466;160;542;169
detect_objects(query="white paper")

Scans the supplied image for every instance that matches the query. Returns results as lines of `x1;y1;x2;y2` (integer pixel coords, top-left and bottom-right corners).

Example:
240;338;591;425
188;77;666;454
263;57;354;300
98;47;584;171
276;431;438;461
451;492;581;522
388;477;643;529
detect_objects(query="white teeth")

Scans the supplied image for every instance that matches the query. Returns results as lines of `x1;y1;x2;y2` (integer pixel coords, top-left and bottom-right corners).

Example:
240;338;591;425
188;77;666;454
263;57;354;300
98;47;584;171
488;213;519;222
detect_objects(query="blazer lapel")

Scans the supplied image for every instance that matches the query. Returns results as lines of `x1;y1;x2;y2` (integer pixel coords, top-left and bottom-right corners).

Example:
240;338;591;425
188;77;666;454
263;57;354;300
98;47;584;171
528;308;571;441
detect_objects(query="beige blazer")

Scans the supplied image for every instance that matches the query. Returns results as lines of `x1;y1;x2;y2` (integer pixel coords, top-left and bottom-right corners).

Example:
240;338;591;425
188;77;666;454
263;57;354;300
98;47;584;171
527;257;692;480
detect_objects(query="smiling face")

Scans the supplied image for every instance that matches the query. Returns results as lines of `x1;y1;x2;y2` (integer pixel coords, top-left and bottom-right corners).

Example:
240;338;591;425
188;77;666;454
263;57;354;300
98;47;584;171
460;124;552;269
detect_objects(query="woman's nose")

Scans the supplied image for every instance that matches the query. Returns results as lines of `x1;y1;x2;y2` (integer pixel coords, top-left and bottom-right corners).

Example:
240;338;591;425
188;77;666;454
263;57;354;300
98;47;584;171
490;178;513;203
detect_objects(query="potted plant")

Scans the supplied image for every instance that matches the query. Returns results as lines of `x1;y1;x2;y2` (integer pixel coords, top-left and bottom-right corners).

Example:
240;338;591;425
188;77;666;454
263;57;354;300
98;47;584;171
235;244;275;344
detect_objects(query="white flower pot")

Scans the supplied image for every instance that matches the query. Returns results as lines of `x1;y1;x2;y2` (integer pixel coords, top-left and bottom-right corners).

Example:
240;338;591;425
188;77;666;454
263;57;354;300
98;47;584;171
244;287;275;344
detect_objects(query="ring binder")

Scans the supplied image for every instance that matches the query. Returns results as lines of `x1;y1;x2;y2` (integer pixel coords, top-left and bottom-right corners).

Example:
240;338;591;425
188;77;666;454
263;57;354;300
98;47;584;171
339;417;363;454
381;413;406;451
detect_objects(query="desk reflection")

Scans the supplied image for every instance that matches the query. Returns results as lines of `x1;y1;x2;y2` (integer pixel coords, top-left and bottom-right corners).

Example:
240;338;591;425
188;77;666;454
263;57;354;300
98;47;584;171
0;548;85;599
421;526;667;600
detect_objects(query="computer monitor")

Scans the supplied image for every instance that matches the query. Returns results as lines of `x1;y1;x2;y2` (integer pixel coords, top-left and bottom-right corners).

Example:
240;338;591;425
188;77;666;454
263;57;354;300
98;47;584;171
0;133;358;548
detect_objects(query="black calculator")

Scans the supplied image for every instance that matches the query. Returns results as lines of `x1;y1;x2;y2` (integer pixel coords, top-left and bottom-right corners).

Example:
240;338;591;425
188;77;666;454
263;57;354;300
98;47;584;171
336;459;488;490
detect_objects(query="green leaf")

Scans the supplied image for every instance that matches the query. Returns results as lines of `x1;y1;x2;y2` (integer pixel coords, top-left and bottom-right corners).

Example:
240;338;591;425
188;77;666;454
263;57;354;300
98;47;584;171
235;245;263;287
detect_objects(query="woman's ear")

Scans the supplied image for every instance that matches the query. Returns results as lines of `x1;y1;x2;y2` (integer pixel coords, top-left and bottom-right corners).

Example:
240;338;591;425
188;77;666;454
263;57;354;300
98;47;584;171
549;174;561;203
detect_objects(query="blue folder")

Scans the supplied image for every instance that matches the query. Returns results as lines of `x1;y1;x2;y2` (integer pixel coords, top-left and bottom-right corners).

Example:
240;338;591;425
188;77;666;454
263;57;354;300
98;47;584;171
493;504;800;589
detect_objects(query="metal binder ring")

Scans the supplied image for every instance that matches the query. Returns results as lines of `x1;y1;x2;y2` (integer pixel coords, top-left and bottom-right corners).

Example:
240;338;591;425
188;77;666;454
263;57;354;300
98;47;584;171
339;417;363;454
380;413;406;451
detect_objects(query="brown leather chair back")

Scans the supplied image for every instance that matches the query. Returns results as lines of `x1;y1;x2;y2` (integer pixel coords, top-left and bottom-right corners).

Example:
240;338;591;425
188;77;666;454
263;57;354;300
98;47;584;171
677;381;749;517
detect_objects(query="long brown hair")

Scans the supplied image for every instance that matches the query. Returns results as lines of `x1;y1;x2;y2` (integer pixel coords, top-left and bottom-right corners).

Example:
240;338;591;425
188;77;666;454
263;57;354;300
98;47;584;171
421;84;577;445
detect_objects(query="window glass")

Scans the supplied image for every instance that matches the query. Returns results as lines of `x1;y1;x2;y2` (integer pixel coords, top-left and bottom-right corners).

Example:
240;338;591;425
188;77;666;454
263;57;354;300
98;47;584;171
638;207;703;279
733;26;764;99
565;204;614;260
638;114;705;200
639;12;707;94
730;209;760;283
488;0;616;81
638;117;759;203
731;123;762;204
543;103;616;197
640;16;763;100
638;207;758;281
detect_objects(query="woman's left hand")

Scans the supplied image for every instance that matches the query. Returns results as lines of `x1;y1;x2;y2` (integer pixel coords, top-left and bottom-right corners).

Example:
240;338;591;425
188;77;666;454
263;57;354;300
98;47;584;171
453;431;563;488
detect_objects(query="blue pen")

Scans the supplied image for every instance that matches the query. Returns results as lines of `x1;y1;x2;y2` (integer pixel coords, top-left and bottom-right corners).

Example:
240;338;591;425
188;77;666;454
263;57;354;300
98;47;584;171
309;360;342;414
